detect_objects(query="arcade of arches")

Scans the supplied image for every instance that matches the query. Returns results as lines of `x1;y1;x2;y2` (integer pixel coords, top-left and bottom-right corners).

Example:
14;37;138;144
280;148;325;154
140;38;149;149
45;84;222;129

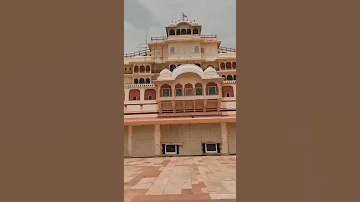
222;75;236;81
219;62;236;71
134;78;151;84
133;65;151;73
125;85;234;101
169;28;199;36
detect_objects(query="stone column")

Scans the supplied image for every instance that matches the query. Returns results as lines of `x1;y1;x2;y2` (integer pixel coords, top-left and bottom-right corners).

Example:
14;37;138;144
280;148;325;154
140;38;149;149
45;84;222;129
218;83;223;97
156;85;161;100
154;124;161;156
233;84;236;98
124;89;129;102
140;88;145;101
220;122;229;154
171;84;175;97
128;125;133;157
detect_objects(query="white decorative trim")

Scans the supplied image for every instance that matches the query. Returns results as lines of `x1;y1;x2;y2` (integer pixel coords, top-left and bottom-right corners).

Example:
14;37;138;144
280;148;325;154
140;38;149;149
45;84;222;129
124;84;155;88
223;80;236;84
172;64;205;79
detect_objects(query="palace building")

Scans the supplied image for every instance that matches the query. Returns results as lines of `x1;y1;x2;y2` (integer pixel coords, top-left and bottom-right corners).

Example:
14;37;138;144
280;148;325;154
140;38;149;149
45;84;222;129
124;18;236;158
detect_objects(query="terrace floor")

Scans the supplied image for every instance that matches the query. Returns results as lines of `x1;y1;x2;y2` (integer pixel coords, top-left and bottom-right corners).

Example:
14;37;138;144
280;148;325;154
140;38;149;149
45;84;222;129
124;156;236;202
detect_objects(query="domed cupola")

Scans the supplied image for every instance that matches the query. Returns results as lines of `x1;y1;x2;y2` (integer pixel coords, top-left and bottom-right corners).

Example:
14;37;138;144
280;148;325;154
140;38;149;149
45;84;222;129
157;68;172;80
204;66;219;78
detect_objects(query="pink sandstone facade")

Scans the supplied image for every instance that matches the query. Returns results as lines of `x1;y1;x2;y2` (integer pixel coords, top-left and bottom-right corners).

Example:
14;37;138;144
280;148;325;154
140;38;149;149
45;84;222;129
124;18;236;158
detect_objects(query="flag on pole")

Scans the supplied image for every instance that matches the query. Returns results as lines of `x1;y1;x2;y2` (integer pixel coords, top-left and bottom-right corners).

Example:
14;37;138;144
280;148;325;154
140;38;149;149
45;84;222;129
182;12;188;20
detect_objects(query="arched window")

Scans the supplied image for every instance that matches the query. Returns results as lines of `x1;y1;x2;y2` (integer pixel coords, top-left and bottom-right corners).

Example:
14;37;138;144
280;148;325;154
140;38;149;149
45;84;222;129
134;79;138;84
227;75;233;80
206;82;218;95
234;75;236;80
222;86;234;97
184;83;193;96
134;66;139;73
145;78;150;84
144;89;156;100
220;62;225;70
186;29;191;35
226;62;231;70
175;84;183;96
232;62;236;69
169;29;175;35
181;29;186;35
145;65;150;72
195;83;203;95
222;75;226;80
193;28;199;34
176;29;180;35
139;78;145;84
140;65;145;73
129;89;140;101
160;84;172;97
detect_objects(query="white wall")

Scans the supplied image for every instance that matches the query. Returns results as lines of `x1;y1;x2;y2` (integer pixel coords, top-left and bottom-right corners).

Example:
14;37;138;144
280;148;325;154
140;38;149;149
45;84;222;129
201;43;219;59
168;42;202;60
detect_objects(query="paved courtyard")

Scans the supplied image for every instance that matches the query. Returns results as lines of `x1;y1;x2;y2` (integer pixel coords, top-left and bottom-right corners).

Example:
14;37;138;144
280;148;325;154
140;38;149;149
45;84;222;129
124;156;236;202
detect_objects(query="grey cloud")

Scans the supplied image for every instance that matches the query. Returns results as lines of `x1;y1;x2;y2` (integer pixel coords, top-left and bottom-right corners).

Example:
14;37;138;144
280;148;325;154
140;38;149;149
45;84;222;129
124;0;160;31
124;0;236;53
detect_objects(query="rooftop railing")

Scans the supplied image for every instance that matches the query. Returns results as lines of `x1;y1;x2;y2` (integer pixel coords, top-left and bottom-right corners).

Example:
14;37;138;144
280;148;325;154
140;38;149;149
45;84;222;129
200;34;217;39
150;34;217;41
219;47;236;52
123;41;235;57
124;49;150;58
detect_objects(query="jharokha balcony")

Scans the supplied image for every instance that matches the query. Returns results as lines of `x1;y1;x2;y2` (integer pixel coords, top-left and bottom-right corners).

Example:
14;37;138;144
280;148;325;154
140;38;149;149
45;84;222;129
152;64;225;117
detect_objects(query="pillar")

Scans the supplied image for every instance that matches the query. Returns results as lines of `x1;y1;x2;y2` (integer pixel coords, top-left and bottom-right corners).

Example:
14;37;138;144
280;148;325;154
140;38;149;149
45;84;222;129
233;84;236;98
128;125;133;157
218;83;222;97
220;122;229;154
154;124;161;156
156;85;161;100
171;84;175;97
124;89;129;102
140;88;145;101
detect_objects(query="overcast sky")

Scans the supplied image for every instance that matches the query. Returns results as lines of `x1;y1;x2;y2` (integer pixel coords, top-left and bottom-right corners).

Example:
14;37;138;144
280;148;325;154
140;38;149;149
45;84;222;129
124;0;236;53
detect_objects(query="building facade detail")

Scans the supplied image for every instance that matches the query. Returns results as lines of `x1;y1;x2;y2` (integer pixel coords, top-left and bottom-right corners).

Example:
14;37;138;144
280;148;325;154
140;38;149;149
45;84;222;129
124;17;236;157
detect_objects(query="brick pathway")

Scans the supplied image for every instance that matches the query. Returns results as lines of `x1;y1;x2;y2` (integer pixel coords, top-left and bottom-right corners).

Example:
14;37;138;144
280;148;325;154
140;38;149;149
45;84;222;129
124;156;236;202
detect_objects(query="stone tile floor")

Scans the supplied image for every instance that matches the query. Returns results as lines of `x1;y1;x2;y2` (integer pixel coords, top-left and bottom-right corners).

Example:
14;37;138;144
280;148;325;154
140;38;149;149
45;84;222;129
124;156;236;202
